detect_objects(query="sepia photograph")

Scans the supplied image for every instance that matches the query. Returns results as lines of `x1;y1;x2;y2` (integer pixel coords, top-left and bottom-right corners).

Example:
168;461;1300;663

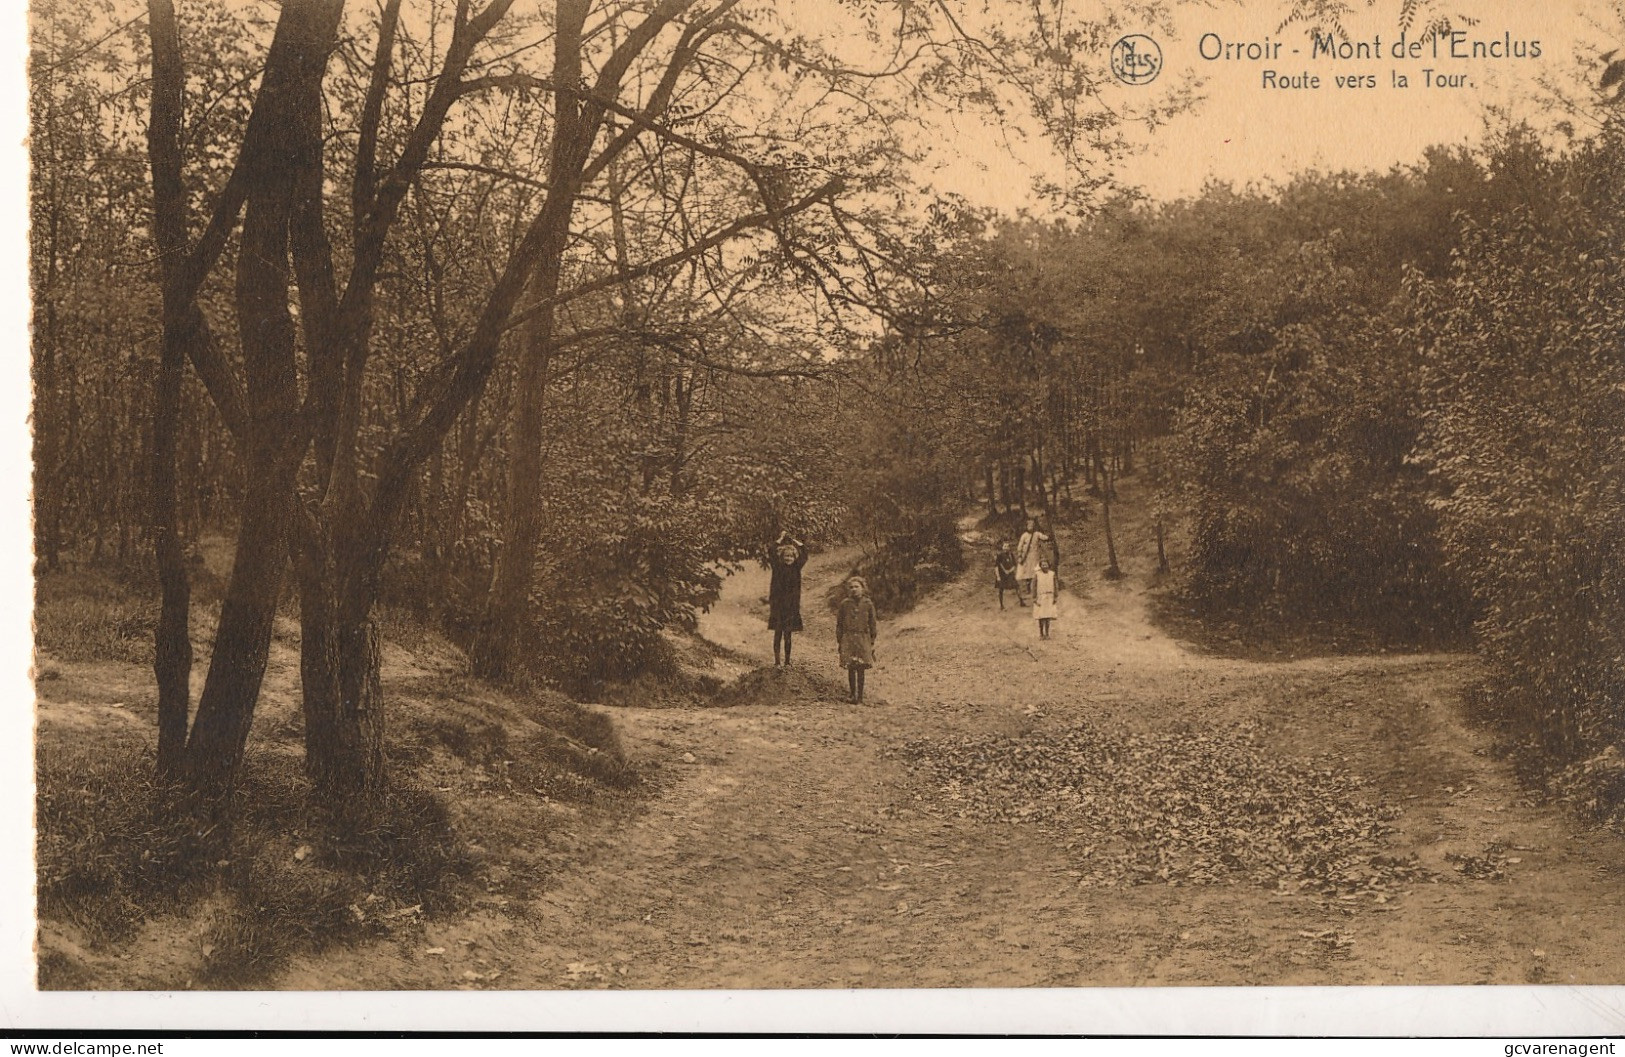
15;0;1625;1034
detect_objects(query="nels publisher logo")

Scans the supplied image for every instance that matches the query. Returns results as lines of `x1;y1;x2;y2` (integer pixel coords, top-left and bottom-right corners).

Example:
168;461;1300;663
1111;34;1162;84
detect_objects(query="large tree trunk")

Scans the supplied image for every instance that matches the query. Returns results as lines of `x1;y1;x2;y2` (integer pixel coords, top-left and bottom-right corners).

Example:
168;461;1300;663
298;550;385;801
471;0;590;681
181;186;302;803
182;467;293;802
471;280;557;680
169;0;341;806
152;311;195;778
146;0;193;778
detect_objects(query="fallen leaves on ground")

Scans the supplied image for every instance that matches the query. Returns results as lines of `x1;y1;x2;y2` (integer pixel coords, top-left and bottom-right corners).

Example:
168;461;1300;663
562;960;628;985
1445;841;1510;881
1298;928;1356;957
889;722;1429;897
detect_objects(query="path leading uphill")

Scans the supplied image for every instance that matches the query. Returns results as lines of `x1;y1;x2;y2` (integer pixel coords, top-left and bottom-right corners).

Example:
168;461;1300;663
277;517;1625;991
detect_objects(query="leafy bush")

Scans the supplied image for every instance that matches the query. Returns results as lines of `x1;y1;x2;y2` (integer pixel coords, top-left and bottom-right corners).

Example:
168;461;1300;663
1415;129;1625;770
832;517;966;616
1170;250;1473;644
428;378;848;695
1550;747;1625;828
515;491;734;695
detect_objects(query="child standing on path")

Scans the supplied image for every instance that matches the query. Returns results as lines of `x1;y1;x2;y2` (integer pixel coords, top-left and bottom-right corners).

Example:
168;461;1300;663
1015;517;1049;605
835;576;878;703
994;542;1019;610
766;531;809;667
1032;556;1059;639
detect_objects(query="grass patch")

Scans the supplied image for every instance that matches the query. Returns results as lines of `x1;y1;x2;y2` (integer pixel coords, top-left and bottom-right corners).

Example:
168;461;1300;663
406;677;639;798
595;667;726;710
37;568;644;988
193;760;473;988
35;569;157;665
707;665;847;708
36;744;203;943
36;741;475;989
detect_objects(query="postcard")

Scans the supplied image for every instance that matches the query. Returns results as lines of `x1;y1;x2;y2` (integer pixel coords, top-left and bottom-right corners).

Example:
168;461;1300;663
11;0;1625;1037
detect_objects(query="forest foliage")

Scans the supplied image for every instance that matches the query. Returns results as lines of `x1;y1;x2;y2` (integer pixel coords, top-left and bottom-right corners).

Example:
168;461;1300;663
862;126;1625;802
28;0;1624;821
31;0;1163;807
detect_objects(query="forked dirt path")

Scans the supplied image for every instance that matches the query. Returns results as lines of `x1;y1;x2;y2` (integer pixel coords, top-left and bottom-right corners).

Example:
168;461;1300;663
282;518;1625;990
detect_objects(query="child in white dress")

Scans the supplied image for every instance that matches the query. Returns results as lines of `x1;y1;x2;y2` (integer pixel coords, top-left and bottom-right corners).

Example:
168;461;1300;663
1032;557;1058;639
1015;517;1048;605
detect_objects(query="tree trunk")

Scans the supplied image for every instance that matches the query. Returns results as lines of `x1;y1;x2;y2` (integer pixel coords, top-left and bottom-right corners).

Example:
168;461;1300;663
152;313;195;778
439;394;494;605
1102;469;1121;581
147;0;195;777
35;211;63;570
299;555;386;801
471;276;557;680
182;467;292;803
472;1;591;681
1032;450;1053;517
146;0;203;781
670;371;692;496
175;0;342;806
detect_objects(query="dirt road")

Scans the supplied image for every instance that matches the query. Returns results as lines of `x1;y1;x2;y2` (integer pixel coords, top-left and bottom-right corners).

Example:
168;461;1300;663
282;520;1625;990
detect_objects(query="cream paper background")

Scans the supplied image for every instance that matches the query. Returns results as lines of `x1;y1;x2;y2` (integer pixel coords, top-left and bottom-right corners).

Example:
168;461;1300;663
4;0;1623;1035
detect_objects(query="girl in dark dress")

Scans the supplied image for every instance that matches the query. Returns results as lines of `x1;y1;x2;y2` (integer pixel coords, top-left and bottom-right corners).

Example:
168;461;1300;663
767;532;809;667
836;576;878;703
994;541;1019;610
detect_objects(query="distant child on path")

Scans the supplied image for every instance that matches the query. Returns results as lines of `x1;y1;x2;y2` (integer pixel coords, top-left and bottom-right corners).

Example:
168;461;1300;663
835;576;878;703
993;542;1019;610
1015;517;1049;605
1032;556;1059;639
766;531;809;667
